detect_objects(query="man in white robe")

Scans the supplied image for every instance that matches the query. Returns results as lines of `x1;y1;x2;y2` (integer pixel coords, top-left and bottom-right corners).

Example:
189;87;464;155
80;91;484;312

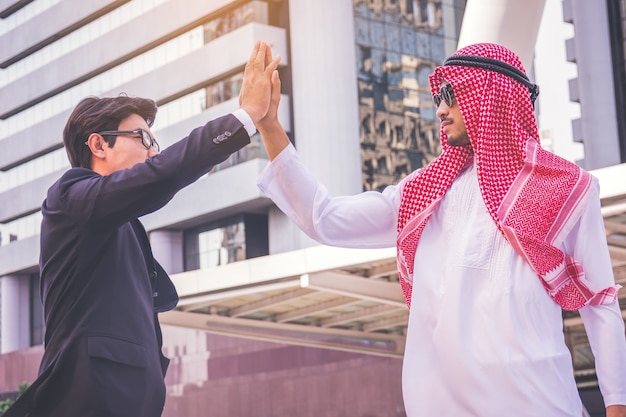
252;42;626;417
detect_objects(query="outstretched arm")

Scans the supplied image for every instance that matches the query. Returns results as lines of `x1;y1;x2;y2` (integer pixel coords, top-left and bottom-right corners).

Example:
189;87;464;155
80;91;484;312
249;42;398;248
567;186;626;413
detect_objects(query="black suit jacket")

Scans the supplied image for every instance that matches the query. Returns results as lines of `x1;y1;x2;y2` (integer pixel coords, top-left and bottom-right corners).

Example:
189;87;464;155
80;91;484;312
4;113;250;417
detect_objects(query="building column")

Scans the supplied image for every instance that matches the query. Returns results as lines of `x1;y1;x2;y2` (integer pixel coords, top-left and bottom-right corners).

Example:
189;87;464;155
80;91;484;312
457;0;546;71
150;230;184;274
565;0;620;169
288;0;362;197
1;275;30;353
271;0;362;252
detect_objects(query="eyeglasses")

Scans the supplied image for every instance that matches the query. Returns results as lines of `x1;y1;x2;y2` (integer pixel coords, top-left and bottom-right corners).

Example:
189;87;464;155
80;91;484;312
432;84;456;107
97;129;160;152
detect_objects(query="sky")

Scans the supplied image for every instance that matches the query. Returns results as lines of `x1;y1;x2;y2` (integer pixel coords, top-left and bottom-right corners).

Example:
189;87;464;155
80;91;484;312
534;0;584;163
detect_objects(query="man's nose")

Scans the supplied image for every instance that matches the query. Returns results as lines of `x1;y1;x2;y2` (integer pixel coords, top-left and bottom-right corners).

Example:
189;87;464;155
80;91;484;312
436;102;449;119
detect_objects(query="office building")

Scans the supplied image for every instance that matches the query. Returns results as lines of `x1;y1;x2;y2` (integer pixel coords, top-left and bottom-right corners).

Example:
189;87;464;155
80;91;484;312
1;1;624;416
0;1;464;415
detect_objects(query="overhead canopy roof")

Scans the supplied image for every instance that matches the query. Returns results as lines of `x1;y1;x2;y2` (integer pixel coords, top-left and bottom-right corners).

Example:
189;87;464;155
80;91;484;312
161;164;626;359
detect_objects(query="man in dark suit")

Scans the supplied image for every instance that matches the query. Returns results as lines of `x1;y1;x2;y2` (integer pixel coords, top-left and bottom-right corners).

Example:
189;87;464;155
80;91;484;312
4;41;280;417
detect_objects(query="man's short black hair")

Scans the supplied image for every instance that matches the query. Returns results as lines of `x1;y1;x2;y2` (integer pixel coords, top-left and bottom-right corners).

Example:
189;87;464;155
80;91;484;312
63;94;157;169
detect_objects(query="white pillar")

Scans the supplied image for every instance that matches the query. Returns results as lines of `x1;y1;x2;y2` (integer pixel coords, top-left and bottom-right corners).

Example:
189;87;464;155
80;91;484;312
566;0;620;169
265;0;362;252
1;275;30;353
288;0;362;196
150;230;184;274
457;0;546;72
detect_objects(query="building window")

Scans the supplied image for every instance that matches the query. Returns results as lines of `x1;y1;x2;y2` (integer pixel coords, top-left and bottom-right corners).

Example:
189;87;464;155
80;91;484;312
205;72;244;109
212;132;268;172
353;0;464;191
0;148;69;194
203;0;269;43
0;211;42;247
30;274;44;346
183;214;268;271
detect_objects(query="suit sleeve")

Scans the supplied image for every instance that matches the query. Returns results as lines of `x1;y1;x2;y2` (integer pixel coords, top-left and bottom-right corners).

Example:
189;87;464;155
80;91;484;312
56;113;250;230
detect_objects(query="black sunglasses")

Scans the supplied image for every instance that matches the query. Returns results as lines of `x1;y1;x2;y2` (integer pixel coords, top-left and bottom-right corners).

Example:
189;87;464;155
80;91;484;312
432;84;455;107
97;129;160;152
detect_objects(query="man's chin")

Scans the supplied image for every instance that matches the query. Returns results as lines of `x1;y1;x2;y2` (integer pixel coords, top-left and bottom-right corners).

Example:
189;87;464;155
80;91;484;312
447;139;467;147
447;135;470;147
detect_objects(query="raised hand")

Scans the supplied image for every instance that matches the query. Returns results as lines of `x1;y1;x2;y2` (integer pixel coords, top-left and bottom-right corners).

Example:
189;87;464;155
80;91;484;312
239;41;281;124
256;65;281;131
254;57;289;161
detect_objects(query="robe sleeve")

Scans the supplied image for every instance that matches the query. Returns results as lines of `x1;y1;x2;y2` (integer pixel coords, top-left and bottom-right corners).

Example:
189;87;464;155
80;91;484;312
257;143;399;249
562;184;626;407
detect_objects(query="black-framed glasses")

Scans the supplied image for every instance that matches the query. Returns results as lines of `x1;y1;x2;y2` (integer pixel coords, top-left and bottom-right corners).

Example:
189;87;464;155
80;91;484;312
97;129;160;152
433;84;455;107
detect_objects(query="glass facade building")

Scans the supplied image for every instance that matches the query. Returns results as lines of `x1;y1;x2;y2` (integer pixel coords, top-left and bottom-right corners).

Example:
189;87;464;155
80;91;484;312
354;0;463;191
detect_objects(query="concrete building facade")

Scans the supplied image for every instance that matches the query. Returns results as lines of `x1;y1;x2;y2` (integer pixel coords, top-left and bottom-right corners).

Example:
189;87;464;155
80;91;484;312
563;0;625;169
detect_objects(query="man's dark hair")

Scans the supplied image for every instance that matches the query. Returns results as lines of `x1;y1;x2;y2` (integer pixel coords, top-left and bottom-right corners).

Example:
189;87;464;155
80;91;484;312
63;95;158;168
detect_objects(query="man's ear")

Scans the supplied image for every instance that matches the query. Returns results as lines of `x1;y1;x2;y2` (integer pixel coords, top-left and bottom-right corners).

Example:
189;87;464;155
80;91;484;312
85;133;107;160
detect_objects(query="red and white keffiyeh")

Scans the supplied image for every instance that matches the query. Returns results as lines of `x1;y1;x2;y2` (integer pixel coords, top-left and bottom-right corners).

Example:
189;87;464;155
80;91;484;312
396;43;619;311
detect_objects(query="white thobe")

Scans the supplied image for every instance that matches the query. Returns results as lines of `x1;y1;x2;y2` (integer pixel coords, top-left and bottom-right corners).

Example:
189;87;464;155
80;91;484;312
257;144;626;416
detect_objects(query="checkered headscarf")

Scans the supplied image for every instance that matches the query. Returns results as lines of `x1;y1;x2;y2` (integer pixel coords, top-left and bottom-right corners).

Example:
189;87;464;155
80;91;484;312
396;43;619;311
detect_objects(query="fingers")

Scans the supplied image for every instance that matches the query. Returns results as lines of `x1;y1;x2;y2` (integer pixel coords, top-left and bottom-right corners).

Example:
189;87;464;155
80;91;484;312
255;70;282;133
253;41;267;69
263;71;281;120
265;54;281;76
246;41;280;75
271;70;281;101
248;40;261;61
264;41;273;66
244;41;260;75
244;41;266;77
239;41;280;123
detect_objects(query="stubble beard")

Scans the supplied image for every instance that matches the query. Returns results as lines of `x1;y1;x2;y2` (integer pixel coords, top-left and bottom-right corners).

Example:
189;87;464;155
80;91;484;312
447;130;470;147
